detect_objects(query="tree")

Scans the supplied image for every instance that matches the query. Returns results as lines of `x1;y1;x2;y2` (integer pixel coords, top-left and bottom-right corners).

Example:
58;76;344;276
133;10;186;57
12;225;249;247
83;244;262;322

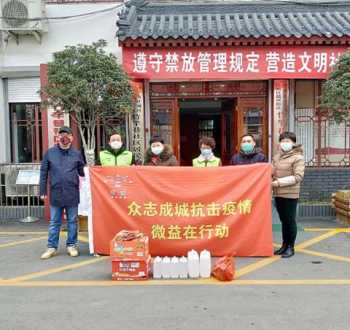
322;52;350;123
42;39;135;165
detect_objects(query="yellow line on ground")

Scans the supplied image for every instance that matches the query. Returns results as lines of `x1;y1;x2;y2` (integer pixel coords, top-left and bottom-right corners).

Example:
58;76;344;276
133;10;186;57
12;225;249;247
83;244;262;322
0;232;48;235
78;235;89;243
236;230;340;278
235;256;281;279
0;237;47;249
6;257;109;282
298;248;350;263
304;228;350;233
295;230;339;250
2;279;350;287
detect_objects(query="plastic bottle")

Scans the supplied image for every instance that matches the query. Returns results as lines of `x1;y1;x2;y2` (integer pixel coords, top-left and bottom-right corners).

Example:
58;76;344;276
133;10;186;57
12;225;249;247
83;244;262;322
179;256;188;279
187;250;200;278
161;257;171;279
170;256;179;279
152;256;162;279
199;250;211;278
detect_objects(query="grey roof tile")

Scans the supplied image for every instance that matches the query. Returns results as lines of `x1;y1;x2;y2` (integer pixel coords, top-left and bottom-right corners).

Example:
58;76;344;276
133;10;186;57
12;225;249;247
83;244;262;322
117;0;350;41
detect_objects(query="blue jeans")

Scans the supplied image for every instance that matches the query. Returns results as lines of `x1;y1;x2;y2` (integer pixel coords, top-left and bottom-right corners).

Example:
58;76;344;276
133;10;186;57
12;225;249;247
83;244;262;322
47;206;78;249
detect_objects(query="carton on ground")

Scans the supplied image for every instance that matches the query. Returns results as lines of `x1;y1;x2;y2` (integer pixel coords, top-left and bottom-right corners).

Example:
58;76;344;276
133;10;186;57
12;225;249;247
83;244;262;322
110;230;149;259
111;256;151;281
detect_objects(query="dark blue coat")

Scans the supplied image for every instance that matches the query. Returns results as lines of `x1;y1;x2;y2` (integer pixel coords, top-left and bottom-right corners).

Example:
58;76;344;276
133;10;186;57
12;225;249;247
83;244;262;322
40;145;85;207
230;149;267;165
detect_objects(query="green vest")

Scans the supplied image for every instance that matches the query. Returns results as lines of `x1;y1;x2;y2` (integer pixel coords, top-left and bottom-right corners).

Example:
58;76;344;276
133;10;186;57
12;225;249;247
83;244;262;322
192;156;221;167
99;150;133;166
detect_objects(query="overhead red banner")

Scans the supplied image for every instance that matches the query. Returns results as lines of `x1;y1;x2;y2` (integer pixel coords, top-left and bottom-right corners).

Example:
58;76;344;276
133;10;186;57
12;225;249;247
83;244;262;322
89;164;273;257
123;46;348;80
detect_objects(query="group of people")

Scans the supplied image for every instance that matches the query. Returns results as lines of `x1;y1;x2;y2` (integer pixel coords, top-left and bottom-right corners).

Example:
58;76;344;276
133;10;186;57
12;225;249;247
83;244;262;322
39;125;304;260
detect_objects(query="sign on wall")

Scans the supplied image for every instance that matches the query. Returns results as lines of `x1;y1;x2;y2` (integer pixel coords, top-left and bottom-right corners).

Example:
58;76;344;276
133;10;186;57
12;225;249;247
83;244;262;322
47;106;70;147
129;82;145;163
123;46;348;80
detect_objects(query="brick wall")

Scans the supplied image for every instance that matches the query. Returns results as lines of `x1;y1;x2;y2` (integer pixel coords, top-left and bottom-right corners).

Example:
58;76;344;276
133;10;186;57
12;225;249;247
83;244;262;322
300;168;350;202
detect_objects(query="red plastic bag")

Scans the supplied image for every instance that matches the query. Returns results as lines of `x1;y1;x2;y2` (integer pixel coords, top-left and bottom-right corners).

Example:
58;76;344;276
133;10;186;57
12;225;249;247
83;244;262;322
212;257;235;281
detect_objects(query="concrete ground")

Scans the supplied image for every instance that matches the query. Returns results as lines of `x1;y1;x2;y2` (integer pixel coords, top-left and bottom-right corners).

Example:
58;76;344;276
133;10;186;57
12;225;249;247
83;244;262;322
0;218;350;330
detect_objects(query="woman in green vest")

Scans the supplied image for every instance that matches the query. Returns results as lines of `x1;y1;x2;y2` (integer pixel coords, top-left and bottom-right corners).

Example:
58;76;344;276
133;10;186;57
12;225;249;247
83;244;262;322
192;137;222;167
99;133;134;166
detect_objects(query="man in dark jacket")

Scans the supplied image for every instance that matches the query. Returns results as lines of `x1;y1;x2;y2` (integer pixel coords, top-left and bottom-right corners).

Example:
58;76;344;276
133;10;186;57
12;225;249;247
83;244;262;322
40;126;85;259
231;134;267;165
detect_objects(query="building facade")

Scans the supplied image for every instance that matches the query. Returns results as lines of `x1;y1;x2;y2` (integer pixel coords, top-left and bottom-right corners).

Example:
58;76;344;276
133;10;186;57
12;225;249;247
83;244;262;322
0;0;123;164
117;0;350;208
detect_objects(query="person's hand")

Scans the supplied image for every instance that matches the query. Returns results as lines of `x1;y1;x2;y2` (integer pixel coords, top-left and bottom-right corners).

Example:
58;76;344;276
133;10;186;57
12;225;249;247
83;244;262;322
40;195;47;201
272;181;279;188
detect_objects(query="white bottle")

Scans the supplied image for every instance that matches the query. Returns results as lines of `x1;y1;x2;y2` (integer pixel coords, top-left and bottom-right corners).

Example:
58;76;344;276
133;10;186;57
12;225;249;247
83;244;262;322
199;250;211;278
170;256;179;279
179;256;188;279
153;256;162;279
187;250;200;279
161;257;171;279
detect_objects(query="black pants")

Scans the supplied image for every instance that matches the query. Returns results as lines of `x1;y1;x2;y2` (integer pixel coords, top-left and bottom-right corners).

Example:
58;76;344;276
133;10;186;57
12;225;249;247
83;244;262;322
274;197;298;247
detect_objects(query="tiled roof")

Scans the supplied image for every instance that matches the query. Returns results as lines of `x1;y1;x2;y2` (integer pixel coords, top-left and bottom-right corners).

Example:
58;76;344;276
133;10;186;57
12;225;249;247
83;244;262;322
117;0;350;41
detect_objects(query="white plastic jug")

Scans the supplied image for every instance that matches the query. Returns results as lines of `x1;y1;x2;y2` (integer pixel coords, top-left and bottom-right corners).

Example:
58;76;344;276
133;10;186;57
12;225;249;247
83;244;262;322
199;250;211;278
161;257;171;279
153;256;162;279
187;250;200;278
170;256;180;279
179;256;188;279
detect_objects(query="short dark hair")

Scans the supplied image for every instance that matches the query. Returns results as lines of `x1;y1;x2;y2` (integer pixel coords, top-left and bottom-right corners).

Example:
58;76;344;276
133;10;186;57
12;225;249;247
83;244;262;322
150;135;164;145
199;136;216;149
279;131;296;143
241;134;256;142
58;126;72;134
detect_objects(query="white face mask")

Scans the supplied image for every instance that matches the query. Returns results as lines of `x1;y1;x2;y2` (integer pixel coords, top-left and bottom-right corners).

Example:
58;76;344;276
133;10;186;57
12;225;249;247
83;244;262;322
280;142;294;152
110;141;122;150
151;145;164;155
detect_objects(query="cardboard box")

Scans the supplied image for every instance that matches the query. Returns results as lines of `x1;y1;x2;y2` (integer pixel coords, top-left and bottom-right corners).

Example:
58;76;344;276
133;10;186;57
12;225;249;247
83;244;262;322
335;190;350;201
110;231;149;259
111;256;151;281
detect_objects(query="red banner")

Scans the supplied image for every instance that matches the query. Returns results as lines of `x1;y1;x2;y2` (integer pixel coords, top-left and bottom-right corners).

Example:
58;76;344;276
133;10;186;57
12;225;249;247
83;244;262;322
89;164;273;257
123;46;348;80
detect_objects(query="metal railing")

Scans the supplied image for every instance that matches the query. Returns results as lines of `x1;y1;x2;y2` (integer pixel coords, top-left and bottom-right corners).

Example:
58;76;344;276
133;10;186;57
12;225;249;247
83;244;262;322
295;108;350;167
0;163;44;220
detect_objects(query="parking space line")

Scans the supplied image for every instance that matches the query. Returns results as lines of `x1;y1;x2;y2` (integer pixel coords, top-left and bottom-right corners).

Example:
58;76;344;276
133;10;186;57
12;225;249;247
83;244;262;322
0;232;48;235
78;235;89;243
0;237;47;249
295;230;339;250
235;256;281;278
3;229;342;284
298;248;350;263
6;256;109;282
237;230;339;278
2;279;350;287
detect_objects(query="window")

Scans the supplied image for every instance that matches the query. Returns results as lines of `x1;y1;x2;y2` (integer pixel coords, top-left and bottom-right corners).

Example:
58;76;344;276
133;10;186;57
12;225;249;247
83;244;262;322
294;80;350;167
10;103;42;163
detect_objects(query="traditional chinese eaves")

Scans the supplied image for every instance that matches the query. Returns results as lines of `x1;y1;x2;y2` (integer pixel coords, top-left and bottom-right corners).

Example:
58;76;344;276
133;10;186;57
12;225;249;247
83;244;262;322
117;0;350;43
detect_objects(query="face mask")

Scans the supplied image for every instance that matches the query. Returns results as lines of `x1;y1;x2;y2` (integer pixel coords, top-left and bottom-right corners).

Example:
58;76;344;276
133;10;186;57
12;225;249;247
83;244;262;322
241;143;254;153
151;145;164;155
110;141;122;150
201;148;212;159
59;136;71;147
280;142;294;152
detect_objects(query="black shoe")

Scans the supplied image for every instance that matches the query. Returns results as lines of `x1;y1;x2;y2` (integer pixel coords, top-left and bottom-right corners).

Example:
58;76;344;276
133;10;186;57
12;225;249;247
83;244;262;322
281;246;295;258
274;244;287;255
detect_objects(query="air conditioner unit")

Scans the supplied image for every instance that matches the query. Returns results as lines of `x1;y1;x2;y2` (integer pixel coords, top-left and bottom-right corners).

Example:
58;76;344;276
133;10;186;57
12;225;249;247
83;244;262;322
0;0;48;33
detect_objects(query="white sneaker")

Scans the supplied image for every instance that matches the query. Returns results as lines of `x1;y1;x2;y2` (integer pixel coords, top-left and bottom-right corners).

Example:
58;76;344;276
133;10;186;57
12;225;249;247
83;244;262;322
41;248;57;260
67;246;79;257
